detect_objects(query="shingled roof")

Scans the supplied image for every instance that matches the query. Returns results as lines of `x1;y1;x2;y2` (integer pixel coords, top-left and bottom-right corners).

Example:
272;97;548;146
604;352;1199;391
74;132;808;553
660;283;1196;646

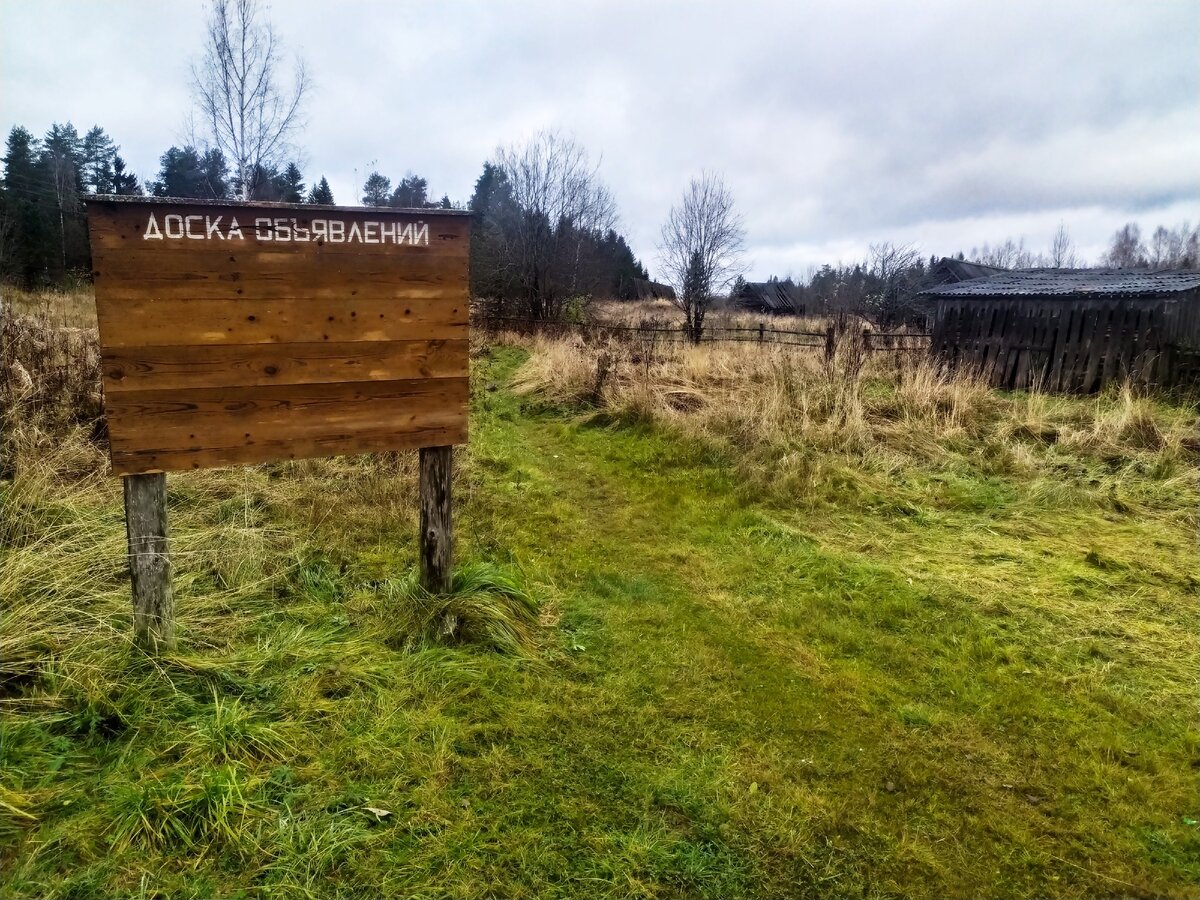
920;269;1200;299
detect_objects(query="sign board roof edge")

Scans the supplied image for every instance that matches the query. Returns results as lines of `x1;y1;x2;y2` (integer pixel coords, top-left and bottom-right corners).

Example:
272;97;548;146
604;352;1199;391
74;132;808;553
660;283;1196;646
85;194;473;216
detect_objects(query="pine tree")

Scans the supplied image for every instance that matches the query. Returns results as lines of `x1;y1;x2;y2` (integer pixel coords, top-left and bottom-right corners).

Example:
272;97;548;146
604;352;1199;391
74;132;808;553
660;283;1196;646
307;176;334;204
390;173;429;208
361;171;391;206
439;194;453;209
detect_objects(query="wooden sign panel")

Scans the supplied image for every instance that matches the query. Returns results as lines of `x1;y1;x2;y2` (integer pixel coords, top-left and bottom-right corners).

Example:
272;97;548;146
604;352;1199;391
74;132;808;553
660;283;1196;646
85;197;470;475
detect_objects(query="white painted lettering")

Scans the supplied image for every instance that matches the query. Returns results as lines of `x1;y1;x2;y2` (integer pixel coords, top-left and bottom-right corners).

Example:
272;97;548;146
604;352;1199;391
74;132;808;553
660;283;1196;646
363;221;379;244
205;216;224;239
399;223;413;244
274;217;292;241
227;217;244;240
311;219;328;241
413;222;429;246
143;214;163;240
255;218;274;240
328;220;345;242
164;214;185;239
347;221;363;243
291;219;309;241
379;220;396;243
184;215;204;239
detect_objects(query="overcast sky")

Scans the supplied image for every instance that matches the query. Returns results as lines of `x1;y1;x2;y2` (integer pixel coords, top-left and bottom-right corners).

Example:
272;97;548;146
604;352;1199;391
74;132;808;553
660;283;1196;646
2;0;1197;279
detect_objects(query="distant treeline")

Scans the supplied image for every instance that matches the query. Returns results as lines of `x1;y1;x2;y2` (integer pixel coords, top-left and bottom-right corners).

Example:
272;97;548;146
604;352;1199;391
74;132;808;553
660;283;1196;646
0;122;649;308
753;222;1199;325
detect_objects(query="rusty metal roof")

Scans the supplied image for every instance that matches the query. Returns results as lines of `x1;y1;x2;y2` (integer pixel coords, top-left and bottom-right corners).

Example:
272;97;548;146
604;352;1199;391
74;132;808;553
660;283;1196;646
919;268;1200;298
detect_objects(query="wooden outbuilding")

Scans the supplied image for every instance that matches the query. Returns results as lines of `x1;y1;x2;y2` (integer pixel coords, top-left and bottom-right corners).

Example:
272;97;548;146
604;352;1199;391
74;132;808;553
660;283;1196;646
919;269;1200;392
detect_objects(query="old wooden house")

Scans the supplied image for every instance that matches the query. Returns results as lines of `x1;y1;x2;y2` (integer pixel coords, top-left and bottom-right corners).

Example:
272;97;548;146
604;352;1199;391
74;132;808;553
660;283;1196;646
919;269;1200;391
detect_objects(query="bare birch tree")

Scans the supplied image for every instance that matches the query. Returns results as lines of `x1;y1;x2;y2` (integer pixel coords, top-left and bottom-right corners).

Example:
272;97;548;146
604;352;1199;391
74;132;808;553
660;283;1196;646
658;172;746;342
1049;222;1078;268
192;0;308;200
494;131;616;320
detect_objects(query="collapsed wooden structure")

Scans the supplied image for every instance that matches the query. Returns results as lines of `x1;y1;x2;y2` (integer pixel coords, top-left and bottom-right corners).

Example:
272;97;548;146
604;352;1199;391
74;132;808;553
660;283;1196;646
734;280;805;315
920;268;1200;392
629;277;677;302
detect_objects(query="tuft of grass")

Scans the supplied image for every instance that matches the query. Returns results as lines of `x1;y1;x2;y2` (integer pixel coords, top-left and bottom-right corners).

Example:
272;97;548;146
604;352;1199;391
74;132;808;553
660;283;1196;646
376;562;540;654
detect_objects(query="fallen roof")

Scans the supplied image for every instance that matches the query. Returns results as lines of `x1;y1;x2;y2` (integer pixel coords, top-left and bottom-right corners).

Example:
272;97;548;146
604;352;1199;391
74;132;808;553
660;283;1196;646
928;258;1009;283
737;281;802;311
919;268;1200;298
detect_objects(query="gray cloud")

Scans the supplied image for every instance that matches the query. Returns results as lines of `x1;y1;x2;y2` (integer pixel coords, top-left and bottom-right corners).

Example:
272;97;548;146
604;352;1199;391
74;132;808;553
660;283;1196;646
2;0;1196;278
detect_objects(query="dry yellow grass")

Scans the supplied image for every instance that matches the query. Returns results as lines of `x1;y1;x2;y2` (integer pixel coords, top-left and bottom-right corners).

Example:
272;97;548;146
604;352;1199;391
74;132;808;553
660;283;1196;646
508;327;1199;519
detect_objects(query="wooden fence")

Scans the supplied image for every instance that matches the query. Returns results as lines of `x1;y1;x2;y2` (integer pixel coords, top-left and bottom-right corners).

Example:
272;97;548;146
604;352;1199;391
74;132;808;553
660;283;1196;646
477;315;931;354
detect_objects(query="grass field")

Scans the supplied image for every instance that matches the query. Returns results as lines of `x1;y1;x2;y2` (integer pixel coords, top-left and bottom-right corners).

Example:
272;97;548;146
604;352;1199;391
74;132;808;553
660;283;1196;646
2;292;1199;898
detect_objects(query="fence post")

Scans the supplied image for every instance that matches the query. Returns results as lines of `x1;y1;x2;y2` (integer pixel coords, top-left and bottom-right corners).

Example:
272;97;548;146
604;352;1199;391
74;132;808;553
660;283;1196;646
758;321;765;344
419;446;453;594
123;472;174;653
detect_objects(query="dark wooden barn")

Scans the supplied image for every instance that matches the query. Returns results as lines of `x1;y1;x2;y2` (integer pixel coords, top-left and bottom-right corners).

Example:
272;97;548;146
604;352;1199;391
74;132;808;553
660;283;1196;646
919;269;1200;392
735;280;804;315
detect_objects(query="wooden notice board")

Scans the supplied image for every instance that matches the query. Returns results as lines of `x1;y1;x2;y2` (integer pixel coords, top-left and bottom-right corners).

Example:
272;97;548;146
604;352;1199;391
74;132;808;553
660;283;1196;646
85;197;470;475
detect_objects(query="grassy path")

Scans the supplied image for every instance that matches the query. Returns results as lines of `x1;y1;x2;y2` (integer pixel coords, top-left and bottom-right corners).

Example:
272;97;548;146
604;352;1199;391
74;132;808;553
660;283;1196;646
3;346;1196;899
451;348;1198;899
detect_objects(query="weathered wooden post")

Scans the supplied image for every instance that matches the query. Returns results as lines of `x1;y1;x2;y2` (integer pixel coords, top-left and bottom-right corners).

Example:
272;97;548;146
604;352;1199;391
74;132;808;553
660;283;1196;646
123;472;174;653
758;321;765;344
419;446;453;594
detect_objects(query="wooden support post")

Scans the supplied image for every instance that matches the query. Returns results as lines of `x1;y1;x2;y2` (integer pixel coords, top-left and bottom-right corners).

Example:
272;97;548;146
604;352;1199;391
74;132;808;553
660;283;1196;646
123;472;174;653
758;321;765;344
419;446;453;594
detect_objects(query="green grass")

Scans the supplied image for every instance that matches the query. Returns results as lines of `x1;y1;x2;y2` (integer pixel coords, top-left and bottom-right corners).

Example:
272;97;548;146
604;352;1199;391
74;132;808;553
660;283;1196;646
1;345;1197;898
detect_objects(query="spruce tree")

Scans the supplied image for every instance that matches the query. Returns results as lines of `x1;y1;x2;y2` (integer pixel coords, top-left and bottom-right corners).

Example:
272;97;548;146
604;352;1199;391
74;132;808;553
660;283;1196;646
277;162;305;203
111;155;142;195
2;126;54;285
307;176;334;204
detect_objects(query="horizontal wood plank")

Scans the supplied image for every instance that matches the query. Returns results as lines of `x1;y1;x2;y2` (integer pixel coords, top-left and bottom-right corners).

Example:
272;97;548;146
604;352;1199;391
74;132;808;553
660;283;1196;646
102;339;467;392
96;296;466;347
106;377;468;473
111;421;469;474
92;251;467;301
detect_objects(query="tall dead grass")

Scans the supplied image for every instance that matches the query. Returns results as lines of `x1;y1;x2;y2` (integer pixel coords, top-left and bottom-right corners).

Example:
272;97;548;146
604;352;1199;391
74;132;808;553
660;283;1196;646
510;328;1200;514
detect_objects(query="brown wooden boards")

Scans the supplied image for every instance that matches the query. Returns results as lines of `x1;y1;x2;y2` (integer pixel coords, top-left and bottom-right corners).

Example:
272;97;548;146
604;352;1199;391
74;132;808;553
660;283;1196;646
86;197;470;474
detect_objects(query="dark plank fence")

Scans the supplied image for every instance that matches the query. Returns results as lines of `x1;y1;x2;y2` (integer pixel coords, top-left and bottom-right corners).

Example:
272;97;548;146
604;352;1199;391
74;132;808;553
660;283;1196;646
930;293;1200;392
